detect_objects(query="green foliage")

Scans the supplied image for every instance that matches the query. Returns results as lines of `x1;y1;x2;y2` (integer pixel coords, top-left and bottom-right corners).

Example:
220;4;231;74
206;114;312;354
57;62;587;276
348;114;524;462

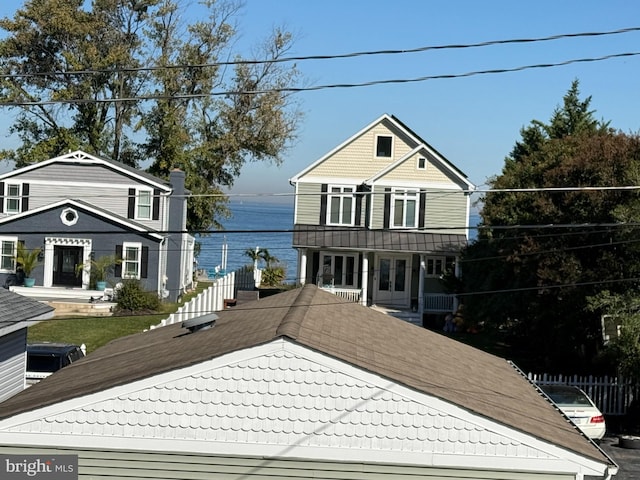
460;80;640;372
76;254;121;283
15;243;41;277
0;0;302;233
261;264;286;287
114;279;161;313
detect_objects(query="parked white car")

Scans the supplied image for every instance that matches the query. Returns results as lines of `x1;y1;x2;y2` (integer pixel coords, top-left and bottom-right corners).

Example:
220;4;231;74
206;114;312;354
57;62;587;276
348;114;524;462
540;385;606;440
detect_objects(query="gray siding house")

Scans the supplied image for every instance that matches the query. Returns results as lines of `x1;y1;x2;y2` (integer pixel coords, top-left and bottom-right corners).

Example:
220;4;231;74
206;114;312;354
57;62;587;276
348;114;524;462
0;151;193;301
290;114;475;315
0;286;617;479
0;289;54;402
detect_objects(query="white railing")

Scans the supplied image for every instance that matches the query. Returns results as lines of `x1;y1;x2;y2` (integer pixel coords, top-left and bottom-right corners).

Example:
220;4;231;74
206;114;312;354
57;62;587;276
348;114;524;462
529;372;640;416
151;270;239;328
319;286;361;303
423;294;455;313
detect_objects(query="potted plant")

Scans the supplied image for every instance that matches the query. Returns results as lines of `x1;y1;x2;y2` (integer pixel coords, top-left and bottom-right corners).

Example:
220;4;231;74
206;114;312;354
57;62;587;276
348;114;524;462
15;243;42;287
76;254;121;291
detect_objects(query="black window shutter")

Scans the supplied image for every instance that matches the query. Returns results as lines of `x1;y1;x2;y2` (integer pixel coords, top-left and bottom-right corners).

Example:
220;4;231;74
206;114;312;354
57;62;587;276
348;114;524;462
383;188;391;228
127;188;136;218
152;189;160;220
114;245;123;277
355;195;362;226
418;190;426;229
312;251;319;285
319;184;328;225
21;183;29;212
0;182;4;213
141;246;149;278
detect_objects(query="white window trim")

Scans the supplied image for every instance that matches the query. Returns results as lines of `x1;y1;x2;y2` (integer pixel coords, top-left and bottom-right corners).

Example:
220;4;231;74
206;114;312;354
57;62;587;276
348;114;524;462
0;236;17;273
136;189;152;220
374;134;393;158
5;183;22;214
326;185;356;226
417;157;426;170
390;188;419;228
122;241;142;280
319;252;359;288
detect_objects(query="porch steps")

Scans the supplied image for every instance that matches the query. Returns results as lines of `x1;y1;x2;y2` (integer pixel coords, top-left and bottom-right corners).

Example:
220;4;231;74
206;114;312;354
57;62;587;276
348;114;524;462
47;300;115;317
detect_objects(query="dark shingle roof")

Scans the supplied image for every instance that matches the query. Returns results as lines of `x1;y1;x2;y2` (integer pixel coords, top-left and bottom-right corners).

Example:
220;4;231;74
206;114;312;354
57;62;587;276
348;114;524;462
0;285;610;465
0;289;54;334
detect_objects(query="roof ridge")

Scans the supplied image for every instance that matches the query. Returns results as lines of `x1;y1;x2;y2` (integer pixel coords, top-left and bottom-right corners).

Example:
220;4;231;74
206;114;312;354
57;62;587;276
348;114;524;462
275;285;316;340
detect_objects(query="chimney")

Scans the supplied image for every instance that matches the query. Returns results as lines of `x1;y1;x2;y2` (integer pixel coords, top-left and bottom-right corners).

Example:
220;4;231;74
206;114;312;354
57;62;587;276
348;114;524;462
165;169;187;302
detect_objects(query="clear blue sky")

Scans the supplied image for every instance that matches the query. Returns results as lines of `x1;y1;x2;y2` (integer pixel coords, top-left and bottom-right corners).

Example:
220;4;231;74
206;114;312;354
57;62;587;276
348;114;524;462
1;0;640;206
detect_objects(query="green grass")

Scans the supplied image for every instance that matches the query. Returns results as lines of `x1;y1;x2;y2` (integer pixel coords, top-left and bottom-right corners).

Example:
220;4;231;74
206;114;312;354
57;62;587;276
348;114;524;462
28;281;212;354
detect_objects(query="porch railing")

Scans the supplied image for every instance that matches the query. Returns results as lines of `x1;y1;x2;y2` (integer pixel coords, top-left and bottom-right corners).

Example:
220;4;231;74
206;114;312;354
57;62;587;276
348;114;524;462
319;286;362;303
423;294;455;313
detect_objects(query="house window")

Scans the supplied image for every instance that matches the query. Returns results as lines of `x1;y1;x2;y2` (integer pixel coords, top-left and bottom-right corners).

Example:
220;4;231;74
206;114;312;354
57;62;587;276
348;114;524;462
122;242;142;279
5;184;21;213
327;186;355;225
391;189;419;228
319;253;358;287
375;135;393;158
137;190;152;219
426;256;456;277
417;157;426;170
0;237;17;272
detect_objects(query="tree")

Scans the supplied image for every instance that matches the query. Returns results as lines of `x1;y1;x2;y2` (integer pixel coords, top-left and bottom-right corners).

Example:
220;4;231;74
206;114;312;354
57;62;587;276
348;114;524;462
460;80;640;373
0;0;302;232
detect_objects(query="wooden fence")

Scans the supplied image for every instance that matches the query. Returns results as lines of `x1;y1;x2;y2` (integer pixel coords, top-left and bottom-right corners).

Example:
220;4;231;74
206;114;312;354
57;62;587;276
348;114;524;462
528;372;640;416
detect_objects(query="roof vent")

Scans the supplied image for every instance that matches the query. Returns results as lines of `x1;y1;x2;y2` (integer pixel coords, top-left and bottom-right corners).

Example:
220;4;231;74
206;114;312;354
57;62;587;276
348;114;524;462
182;313;218;333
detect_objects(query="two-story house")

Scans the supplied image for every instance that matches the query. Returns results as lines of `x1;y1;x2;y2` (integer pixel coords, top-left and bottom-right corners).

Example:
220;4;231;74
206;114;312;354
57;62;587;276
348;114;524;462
0;150;194;302
290;114;475;316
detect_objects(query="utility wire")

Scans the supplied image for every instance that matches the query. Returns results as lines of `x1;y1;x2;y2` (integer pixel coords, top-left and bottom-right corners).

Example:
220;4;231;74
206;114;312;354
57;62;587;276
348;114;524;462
2;51;639;106
3;26;639;77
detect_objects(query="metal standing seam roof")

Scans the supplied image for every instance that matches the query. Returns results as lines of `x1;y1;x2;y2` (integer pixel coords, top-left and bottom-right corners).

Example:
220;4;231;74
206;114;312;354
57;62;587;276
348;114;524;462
292;225;467;252
0;285;612;467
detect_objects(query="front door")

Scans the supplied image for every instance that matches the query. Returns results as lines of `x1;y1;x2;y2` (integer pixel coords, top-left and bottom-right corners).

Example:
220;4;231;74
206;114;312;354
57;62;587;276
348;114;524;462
53;246;82;287
374;255;411;307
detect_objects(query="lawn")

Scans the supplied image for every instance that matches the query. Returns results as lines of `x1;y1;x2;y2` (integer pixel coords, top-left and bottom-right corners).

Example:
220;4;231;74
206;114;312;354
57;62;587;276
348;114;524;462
28;282;212;354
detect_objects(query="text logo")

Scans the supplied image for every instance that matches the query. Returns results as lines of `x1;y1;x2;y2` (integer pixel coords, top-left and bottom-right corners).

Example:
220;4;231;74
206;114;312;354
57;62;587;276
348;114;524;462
1;455;77;479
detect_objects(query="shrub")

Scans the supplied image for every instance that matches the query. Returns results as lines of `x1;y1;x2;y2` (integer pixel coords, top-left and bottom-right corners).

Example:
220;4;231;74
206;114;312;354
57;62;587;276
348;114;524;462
114;279;161;313
261;265;286;287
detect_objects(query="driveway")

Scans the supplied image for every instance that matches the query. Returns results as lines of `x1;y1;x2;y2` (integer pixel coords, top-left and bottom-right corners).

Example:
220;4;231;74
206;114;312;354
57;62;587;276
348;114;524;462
598;436;640;479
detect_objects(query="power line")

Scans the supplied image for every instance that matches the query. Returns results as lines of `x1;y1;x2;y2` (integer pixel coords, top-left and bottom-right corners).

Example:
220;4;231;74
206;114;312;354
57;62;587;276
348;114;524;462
2;51;639;106
3;26;639;78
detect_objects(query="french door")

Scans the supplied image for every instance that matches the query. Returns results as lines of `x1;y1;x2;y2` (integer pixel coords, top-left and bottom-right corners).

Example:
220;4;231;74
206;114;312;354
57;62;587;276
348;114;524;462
374;254;411;307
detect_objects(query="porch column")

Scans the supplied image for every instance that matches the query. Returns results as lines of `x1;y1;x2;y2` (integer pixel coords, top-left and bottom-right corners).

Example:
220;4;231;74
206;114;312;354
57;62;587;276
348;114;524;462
453;255;461;312
418;254;425;315
361;253;369;306
298;248;307;286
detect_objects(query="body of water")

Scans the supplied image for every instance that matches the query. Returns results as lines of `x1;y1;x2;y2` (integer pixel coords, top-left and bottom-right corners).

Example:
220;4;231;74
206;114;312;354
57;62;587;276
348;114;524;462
196;203;481;283
196;201;298;282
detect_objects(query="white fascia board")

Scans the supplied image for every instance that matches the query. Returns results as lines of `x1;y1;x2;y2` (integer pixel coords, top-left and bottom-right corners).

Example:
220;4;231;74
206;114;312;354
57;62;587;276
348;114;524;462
0;199;163;240
0;151;170;191
0;339;610;475
295;176;367;186
289;114;394;183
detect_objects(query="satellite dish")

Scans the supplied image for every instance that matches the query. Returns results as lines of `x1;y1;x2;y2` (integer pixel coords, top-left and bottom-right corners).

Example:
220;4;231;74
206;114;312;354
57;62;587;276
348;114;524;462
182;313;218;333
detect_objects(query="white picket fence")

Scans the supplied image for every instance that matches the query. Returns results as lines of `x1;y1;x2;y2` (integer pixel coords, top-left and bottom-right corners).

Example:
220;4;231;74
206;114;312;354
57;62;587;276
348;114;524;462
150;266;261;329
529;372;640;416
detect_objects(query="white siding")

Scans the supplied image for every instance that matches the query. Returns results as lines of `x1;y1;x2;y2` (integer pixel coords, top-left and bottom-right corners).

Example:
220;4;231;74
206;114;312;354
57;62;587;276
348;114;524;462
0;329;27;402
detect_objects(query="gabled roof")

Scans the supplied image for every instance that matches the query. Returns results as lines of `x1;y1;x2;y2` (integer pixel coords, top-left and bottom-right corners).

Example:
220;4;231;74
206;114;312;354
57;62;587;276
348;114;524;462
0;199;164;240
0;150;171;192
0;285;612;468
289;114;474;190
0;288;54;337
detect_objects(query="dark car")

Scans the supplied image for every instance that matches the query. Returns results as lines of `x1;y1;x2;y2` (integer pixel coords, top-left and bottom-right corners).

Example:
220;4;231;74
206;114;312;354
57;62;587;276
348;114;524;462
26;343;85;385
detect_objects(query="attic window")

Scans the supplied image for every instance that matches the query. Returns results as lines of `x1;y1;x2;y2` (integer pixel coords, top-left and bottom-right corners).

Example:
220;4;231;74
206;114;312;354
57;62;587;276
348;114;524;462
60;208;79;226
376;135;393;158
417;157;426;170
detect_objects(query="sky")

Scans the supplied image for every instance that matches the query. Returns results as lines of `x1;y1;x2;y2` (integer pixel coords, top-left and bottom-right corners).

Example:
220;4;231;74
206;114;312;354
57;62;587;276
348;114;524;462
1;0;640;208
